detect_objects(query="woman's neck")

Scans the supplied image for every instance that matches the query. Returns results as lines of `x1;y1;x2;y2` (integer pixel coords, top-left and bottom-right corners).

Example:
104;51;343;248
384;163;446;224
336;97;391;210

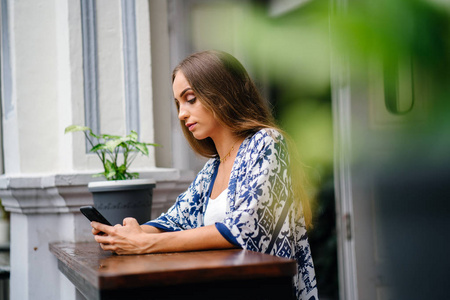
213;133;244;163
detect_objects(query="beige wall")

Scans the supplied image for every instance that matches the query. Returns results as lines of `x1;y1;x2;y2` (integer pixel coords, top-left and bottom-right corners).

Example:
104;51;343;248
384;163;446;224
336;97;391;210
1;0;158;175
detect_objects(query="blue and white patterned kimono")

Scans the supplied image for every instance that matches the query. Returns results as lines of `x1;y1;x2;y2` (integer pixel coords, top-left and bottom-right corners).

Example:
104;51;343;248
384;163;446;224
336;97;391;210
145;129;318;299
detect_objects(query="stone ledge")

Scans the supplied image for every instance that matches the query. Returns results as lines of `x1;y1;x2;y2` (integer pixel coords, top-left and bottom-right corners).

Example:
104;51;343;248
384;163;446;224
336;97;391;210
0;168;193;189
0;168;194;215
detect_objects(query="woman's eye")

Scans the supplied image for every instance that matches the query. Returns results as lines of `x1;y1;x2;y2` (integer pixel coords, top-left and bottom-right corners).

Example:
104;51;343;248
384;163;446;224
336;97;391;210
186;96;196;103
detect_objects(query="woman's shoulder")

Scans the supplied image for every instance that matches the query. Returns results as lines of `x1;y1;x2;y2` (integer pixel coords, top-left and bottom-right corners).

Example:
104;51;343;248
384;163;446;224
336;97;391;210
247;128;285;147
192;157;219;182
238;128;286;159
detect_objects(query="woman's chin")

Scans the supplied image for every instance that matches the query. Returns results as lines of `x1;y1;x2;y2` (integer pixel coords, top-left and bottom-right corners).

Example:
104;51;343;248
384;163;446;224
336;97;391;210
192;132;207;140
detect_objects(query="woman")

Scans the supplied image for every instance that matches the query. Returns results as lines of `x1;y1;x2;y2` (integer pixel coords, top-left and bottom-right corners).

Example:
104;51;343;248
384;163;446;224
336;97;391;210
91;50;318;299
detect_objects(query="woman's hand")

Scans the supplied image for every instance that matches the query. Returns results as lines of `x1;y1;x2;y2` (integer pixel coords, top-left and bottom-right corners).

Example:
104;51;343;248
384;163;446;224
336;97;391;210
91;218;156;255
92;219;237;255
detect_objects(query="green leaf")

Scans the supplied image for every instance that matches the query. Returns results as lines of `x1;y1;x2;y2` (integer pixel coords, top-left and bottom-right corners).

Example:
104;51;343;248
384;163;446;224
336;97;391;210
106;172;117;180
102;134;122;140
135;143;150;155
64;125;90;134
88;130;101;139
105;164;117;179
105;139;125;153
118;164;127;173
64;125;100;139
104;159;115;171
128;172;140;179
115;172;126;180
146;143;161;147
90;144;107;152
127;131;138;141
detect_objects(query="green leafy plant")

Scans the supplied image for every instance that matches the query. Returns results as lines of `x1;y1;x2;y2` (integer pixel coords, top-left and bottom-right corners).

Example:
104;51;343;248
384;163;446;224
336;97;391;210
65;125;159;181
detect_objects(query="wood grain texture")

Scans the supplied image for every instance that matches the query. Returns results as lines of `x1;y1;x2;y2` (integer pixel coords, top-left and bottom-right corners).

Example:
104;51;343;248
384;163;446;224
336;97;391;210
50;242;297;299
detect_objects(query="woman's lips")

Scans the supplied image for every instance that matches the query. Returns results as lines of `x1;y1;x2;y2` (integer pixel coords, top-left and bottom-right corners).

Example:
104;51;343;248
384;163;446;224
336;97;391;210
186;123;196;131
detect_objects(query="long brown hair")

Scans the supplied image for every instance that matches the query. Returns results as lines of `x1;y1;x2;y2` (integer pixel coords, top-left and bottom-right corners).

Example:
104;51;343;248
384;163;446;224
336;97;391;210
172;50;312;228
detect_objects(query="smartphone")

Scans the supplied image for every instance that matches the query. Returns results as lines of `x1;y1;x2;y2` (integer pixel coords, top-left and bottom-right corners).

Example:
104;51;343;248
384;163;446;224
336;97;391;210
80;206;112;226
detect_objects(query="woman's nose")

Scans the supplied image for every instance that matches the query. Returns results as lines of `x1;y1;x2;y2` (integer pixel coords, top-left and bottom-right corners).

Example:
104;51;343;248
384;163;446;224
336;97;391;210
178;105;188;120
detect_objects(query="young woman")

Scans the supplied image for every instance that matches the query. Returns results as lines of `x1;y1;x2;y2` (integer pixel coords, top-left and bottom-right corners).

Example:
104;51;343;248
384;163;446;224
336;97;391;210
91;50;318;299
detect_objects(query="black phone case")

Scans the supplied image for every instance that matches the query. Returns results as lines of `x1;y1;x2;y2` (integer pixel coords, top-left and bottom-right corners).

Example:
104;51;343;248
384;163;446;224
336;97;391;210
80;206;112;226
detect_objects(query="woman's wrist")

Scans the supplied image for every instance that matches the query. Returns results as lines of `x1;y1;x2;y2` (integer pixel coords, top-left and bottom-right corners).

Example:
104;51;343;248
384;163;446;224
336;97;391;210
139;230;176;254
140;224;165;234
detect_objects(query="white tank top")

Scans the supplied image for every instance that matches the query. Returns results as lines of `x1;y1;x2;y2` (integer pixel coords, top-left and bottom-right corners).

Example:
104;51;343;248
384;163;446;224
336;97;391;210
204;188;228;226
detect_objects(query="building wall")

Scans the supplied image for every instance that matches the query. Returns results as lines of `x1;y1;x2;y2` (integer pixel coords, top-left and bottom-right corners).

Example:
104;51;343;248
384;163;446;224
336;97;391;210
1;0;157;175
0;1;192;299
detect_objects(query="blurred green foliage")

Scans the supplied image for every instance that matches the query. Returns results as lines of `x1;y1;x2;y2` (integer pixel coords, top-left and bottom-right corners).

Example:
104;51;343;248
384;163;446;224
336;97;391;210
237;0;450;172
329;0;450;173
235;1;333;193
193;0;450;298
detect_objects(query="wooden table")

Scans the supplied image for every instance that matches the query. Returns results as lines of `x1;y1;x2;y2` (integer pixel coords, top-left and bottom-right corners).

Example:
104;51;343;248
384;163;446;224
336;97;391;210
50;242;297;300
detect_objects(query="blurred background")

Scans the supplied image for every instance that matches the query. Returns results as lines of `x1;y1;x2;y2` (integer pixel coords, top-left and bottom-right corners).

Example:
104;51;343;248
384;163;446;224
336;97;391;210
1;0;450;299
172;0;450;299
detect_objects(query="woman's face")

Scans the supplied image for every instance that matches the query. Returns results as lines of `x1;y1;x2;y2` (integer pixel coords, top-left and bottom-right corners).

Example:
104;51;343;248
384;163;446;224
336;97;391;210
173;71;223;141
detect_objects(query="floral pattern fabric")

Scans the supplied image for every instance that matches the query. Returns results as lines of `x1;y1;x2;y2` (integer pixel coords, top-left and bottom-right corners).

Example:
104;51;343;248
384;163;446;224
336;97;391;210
145;129;318;299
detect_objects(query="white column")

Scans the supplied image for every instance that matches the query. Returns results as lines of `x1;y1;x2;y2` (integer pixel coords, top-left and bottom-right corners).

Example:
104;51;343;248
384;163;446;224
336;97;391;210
0;174;94;300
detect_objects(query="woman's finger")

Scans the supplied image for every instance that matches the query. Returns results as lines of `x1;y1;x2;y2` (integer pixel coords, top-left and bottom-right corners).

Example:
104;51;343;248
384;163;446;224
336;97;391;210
99;243;117;252
91;221;115;235
122;217;139;226
92;227;102;235
94;233;112;244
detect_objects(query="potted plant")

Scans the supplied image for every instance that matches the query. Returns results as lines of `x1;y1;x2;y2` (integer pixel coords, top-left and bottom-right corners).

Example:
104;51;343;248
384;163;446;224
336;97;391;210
65;125;159;225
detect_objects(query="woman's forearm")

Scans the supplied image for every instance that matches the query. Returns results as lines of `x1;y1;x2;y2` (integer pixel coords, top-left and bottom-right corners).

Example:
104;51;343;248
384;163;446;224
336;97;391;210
93;219;237;255
140;224;165;234
144;225;237;253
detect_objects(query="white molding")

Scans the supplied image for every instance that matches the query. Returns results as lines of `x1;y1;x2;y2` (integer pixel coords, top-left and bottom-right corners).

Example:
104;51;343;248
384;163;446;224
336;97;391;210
80;0;100;141
121;0;140;135
330;0;358;299
1;0;13;119
332;73;359;300
149;0;173;168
